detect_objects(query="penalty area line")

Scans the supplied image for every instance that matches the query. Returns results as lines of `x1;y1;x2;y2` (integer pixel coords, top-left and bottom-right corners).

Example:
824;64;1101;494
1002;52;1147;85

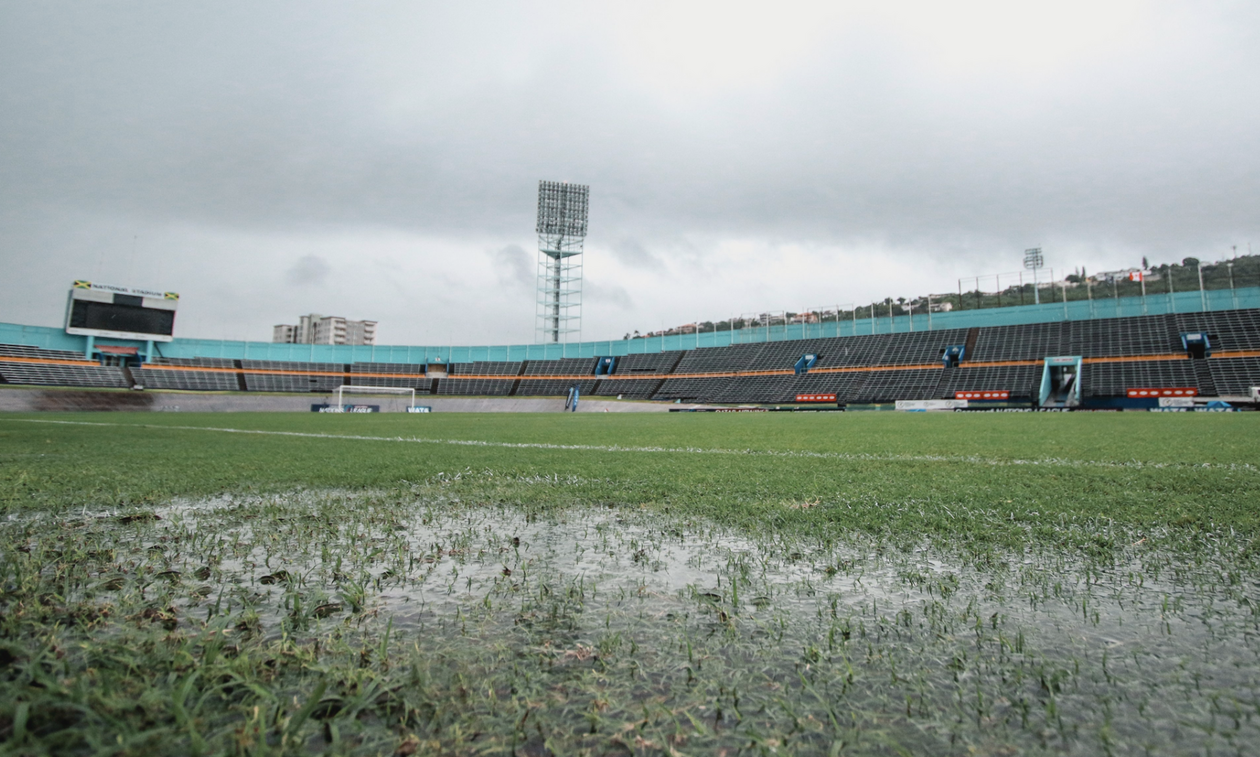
1;417;1253;474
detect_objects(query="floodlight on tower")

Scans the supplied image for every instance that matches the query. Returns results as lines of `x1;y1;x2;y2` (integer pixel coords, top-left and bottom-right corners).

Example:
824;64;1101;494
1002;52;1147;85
1023;247;1045;305
535;180;589;344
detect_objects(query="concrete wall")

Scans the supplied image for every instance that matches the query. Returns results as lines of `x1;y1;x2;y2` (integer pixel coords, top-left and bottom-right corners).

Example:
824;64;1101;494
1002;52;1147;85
0;386;673;413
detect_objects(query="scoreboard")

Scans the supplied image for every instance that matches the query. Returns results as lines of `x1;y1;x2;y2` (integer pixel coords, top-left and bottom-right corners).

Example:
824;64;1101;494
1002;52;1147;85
65;280;179;342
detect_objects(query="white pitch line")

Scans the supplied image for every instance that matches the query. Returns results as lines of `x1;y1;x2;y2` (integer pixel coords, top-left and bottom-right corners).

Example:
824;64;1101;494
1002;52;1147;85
2;417;1255;473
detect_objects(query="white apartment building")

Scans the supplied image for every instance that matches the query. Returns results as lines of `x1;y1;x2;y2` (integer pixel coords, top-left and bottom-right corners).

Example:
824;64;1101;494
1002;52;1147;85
343;319;377;345
272;313;377;346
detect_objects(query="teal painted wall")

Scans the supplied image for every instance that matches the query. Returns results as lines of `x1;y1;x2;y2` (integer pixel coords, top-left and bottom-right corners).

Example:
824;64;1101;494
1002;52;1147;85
4;286;1258;364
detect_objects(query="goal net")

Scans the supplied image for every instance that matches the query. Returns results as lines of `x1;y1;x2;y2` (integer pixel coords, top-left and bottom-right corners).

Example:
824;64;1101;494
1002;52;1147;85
328;385;417;413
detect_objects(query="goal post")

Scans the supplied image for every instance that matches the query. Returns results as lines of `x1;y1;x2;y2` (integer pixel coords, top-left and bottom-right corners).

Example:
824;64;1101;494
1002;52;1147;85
333;384;416;412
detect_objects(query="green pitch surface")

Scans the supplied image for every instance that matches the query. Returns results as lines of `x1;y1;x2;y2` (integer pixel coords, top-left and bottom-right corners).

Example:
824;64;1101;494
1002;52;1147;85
1;412;1258;755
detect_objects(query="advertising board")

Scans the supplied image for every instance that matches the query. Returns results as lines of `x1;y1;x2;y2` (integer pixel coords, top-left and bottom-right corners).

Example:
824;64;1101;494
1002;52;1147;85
956;390;1009;400
1157;397;1195;408
896;399;968;412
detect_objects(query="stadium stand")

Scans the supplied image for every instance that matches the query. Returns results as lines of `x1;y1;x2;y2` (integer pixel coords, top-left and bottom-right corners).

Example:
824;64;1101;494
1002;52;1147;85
590;353;684;397
592;378;664;399
869;329;972;366
939;364;1041;399
584;350;685;395
745;340;829;372
241;360;345;392
347;362;427;389
654;376;734;402
1208;357;1260;396
713;375;793;403
507;358;599;396
672;343;766;374
515;379;599;397
610;351;685;374
847;368;942;403
970;322;1067;363
3;305;1258;405
1083;360;1199;398
456;361;525;376
522;359;597;376
787;371;852;396
740;333;968;372
1065;315;1180;358
138;358;240;391
1176;310;1260;352
810;334;893;369
585;352;681;398
435;361;520;396
0;344;131;388
969;314;1195;363
0;360;130;389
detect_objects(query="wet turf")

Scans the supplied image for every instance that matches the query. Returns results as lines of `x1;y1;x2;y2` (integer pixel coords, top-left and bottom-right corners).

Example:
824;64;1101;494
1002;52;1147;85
0;412;1258;755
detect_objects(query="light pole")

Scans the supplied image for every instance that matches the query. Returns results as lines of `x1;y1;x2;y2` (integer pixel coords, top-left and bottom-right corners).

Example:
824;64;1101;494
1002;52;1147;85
1024;248;1044;305
1229;261;1238;308
1197;261;1206;312
535;181;589;345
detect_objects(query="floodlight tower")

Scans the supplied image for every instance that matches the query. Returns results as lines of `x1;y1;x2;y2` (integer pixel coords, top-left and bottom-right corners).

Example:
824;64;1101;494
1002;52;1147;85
1024;247;1045;305
535;180;589;343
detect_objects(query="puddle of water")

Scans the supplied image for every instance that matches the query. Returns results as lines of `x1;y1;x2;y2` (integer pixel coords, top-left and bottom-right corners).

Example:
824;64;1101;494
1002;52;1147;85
16;490;1260;755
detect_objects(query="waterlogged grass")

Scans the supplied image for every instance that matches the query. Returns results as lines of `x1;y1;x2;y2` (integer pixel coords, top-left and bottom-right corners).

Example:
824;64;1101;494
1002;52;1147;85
3;413;1259;550
1;412;1259;755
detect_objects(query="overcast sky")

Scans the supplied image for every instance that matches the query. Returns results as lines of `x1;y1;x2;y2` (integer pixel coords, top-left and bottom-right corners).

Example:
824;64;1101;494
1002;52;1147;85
2;2;1258;345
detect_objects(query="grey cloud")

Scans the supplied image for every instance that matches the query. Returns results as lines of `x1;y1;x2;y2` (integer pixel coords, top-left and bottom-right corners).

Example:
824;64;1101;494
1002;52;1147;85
609;238;664;271
3;3;1260;343
492;244;533;289
4;2;1257;258
586;280;633;310
287;254;330;285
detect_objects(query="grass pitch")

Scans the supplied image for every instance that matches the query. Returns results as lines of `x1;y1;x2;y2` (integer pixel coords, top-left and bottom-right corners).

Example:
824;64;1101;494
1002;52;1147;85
1;412;1258;755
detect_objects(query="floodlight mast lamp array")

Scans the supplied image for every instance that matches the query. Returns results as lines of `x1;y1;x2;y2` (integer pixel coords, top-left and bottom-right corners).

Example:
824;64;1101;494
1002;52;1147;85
1024;247;1045;305
535;180;589;344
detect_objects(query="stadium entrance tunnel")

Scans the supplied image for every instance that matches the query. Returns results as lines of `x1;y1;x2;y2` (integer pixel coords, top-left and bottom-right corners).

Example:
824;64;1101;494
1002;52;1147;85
1039;356;1083;408
940;344;966;368
794;353;818;375
1181;332;1213;359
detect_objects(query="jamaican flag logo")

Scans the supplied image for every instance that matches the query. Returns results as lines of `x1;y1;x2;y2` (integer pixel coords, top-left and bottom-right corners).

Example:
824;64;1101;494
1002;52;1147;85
164;292;179;300
73;280;91;289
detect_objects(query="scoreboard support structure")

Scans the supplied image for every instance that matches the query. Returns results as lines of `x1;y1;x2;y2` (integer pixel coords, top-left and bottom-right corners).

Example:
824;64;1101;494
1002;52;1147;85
82;335;155;362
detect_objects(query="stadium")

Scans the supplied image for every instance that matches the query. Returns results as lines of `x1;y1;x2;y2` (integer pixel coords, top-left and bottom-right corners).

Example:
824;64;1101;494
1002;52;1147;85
3;239;1260;756
4;5;1260;756
2;277;1258;412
